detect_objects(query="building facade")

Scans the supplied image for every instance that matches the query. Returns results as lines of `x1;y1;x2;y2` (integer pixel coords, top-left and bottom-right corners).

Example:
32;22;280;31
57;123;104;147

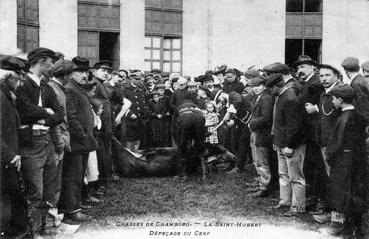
1;0;369;76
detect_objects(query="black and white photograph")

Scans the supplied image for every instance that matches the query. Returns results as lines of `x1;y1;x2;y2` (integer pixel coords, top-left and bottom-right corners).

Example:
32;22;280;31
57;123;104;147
0;0;369;238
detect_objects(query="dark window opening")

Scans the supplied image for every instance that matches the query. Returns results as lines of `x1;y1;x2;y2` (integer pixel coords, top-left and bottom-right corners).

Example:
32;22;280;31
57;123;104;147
286;0;303;12
285;39;322;67
305;0;323;12
99;32;120;70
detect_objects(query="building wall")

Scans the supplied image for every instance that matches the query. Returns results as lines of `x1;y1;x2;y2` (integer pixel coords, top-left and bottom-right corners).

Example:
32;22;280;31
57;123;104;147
39;0;78;59
120;0;145;70
322;0;369;73
183;0;286;76
0;0;18;54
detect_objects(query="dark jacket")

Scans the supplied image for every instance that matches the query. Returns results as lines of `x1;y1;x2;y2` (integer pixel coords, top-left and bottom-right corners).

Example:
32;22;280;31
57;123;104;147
326;109;367;214
298;73;325;142
223;80;244;94
273;87;306;148
249;92;273;147
0;83;19;166
92;77;112;137
16;74;63;127
170;88;190;113
123;83;151;122
65;79;97;153
350;74;369;126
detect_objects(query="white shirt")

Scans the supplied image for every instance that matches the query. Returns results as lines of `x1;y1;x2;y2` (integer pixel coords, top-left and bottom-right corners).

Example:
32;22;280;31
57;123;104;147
342;105;355;112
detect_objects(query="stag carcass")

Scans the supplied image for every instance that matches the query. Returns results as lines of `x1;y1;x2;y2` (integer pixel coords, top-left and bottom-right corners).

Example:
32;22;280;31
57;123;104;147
112;138;238;178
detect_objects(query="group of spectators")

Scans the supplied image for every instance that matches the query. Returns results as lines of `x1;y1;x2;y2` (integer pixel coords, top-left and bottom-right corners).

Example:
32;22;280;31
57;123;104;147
0;46;369;239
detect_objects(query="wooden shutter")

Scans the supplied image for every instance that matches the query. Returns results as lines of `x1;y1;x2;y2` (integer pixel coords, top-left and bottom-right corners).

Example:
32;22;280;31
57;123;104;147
78;31;99;66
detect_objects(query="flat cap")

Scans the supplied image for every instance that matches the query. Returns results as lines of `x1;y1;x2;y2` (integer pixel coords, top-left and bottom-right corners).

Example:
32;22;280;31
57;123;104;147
187;81;197;87
93;60;113;70
53;59;75;77
151;69;161;74
225;68;236;75
250;76;267;87
329;84;355;99
144;73;154;79
362;61;369;72
270;63;289;74
0;56;29;73
28;47;57;62
150;90;160;96
72;56;90;72
294;55;317;67
318;64;341;76
263;62;282;73
265;73;283;88
244;68;260;78
341;57;360;71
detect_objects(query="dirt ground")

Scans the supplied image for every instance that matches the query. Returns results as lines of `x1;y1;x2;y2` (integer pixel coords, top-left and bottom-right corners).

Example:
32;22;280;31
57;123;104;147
54;165;368;239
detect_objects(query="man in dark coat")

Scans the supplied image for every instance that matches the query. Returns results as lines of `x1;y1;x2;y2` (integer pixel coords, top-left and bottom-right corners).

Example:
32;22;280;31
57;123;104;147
59;57;97;222
294;55;326;213
176;100;207;179
319;85;367;238
122;73;151;151
266;73;307;217
16;48;63;233
0;56;27;238
247;76;273;197
91;60;113;183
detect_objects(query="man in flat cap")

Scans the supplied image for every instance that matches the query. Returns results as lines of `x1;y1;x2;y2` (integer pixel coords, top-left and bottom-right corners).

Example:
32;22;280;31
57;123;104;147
0;56;28;238
59;56;96;222
319;84;367;237
266;73;307;217
91;60;114;185
246;76;273;197
15;47;64;234
341;57;369;128
294;55;326;214
223;68;244;94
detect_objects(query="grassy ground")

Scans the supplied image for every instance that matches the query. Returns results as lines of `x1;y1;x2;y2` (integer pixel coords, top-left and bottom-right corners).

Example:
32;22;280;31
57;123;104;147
54;165;368;239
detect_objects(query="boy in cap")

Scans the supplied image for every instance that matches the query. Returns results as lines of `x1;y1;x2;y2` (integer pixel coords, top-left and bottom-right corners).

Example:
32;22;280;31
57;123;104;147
247;76;273;197
15;48;64;234
319;85;367;238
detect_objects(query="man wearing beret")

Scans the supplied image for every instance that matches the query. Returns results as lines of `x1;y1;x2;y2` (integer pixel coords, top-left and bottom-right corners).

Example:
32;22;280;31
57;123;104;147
341;57;369;128
266;73;307;216
247;76;273;197
59;56;97;222
222;68;244;94
319;85;367;237
0;56;28;238
15;47;64;233
91;60;114;184
294;55;326;213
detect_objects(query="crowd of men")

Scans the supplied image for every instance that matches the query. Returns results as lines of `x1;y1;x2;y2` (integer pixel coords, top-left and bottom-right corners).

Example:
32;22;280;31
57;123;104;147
0;46;369;239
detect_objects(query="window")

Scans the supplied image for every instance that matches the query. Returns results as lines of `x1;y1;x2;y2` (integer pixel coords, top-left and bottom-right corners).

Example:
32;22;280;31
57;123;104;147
285;0;323;65
145;0;182;73
17;0;39;52
145;36;182;74
78;0;120;69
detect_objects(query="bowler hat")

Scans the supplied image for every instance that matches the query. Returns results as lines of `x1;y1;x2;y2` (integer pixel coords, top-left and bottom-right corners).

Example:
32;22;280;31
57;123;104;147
318;64;341;76
294;55;317;67
93;60;113;70
28;47;58;63
72;56;90;72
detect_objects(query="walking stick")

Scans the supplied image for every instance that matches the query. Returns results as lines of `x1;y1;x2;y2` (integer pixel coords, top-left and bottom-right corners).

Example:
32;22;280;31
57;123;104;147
16;169;35;239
